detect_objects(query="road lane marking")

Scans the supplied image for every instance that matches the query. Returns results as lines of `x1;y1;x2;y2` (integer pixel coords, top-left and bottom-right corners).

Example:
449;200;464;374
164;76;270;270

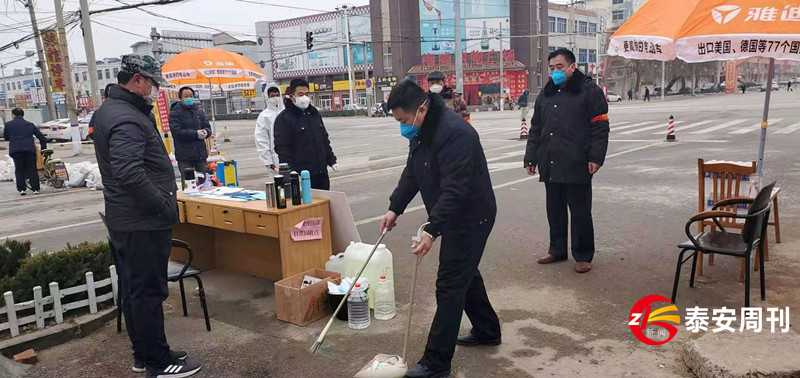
0;219;103;240
650;120;712;134
618;121;684;135
728;119;782;134
690;119;747;134
610;121;656;132
774;121;800;134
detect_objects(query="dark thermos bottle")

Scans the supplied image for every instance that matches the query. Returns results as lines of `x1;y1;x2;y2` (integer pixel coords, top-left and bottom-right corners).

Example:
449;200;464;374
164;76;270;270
274;175;287;209
290;171;301;205
278;163;291;199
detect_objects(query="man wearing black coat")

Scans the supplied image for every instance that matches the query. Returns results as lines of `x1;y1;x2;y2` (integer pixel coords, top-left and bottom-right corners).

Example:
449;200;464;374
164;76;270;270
92;55;201;377
381;80;501;378
170;86;212;180
524;48;610;274
3;108;47;195
273;78;338;190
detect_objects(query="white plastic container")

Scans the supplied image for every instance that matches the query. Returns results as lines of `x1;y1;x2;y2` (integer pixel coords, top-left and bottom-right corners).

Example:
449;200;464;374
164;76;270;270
324;253;345;276
373;275;396;320
343;241;394;308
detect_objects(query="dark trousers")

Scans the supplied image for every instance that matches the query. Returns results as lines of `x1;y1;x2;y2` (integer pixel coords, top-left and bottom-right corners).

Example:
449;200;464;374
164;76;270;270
177;159;208;180
310;171;330;190
11;151;39;192
420;220;501;371
108;229;172;369
644;94;650;101
545;182;595;262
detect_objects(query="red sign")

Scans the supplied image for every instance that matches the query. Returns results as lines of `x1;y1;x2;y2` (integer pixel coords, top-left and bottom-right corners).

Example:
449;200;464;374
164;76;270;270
154;90;170;133
438;53;451;65
422;54;436;68
77;97;94;108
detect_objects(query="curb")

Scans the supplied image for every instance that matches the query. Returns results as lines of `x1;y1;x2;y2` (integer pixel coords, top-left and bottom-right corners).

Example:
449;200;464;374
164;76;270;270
0;307;117;358
0;353;30;378
683;331;800;378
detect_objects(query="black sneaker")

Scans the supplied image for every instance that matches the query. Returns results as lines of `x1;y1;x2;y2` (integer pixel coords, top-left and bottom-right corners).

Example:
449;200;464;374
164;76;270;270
133;350;188;373
145;357;201;378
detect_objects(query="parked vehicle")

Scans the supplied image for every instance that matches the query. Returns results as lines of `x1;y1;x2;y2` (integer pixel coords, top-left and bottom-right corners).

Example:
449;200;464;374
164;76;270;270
606;91;622;102
759;82;780;92
38;119;89;142
343;104;368;111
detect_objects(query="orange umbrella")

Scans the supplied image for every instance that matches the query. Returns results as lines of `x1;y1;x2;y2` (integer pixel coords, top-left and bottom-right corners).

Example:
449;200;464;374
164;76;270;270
162;48;266;91
608;0;800;178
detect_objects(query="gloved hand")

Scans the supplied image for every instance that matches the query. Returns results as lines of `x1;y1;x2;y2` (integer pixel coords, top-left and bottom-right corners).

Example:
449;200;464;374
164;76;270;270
197;129;208;140
331;163;340;173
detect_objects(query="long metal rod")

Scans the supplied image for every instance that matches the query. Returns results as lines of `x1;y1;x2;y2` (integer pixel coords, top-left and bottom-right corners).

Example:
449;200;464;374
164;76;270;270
26;0;57;119
757;58;775;181
401;254;420;362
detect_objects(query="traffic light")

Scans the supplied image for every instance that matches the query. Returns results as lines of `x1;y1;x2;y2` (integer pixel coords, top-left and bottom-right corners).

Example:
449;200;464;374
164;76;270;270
306;31;313;50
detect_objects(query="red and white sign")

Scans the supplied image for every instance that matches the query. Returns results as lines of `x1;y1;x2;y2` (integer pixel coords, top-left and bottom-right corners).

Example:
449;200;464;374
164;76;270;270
77;97;94;108
153;90;170;133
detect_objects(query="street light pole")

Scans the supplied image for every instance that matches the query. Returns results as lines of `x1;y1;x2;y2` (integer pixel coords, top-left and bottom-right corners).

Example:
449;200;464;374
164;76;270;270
79;0;102;109
338;4;356;108
661;60;665;100
498;22;504;112
54;0;82;155
454;0;463;93
24;0;57;119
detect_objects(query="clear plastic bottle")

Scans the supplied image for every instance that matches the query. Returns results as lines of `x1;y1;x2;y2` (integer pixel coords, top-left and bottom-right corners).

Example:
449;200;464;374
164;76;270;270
347;283;371;329
374;275;396;320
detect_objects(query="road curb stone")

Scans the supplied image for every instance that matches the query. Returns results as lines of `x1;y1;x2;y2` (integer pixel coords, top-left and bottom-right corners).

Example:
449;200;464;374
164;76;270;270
682;331;800;378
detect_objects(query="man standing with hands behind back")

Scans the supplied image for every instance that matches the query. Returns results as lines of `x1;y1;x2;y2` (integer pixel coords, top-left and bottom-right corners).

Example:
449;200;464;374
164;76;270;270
381;80;501;378
273;78;338;190
524;48;609;274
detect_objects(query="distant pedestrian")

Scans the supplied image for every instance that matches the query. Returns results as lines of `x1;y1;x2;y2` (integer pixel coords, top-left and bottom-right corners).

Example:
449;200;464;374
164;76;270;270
382;79;501;378
788;81;792;91
170;86;213;181
426;70;470;121
741;83;747;94
627;89;633;101
518;89;530;121
644;87;651;102
3;108;47;195
274;78;338;190
92;54;201;378
255;83;283;176
524;48;609;274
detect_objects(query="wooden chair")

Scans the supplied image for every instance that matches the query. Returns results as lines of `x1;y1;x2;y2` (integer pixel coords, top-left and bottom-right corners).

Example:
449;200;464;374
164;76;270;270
673;181;774;307
697;159;782;280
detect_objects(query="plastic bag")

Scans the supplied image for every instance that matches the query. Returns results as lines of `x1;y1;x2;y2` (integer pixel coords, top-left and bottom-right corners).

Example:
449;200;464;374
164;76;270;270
354;354;407;378
0;157;13;181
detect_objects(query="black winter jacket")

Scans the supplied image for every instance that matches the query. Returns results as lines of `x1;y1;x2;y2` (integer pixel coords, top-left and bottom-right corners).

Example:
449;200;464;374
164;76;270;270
3;117;46;154
518;92;529;107
92;86;178;232
169;102;211;162
524;70;610;184
273;98;336;175
389;93;496;237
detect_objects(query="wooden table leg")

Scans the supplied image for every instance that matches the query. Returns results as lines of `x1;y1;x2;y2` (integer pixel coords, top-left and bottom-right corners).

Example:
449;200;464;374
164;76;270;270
772;197;781;244
697;252;704;276
764;231;770;262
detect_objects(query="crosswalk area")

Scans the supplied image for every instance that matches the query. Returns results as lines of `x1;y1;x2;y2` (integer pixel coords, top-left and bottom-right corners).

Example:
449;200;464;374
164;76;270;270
610;118;800;136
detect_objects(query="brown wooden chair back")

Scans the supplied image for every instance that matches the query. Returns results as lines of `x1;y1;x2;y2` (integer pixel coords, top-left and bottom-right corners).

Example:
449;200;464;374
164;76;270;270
698;159;757;232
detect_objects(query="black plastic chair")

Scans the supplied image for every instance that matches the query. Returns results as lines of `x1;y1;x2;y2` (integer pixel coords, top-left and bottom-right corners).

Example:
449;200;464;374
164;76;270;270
672;181;775;307
170;239;211;332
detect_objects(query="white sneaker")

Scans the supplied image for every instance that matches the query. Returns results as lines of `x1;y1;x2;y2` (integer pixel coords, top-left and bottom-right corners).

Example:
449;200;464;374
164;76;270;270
19;191;26;196
33;190;40;195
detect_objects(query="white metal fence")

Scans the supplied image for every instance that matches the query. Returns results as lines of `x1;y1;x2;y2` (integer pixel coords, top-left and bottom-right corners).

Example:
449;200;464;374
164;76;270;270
0;265;118;337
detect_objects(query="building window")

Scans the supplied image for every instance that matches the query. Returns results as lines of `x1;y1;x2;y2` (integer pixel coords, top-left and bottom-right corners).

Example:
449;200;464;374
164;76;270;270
589;22;598;34
589;49;597;63
113;68;119;76
579;48;588;63
318;94;332;111
548;16;555;33
358;91;368;106
17;82;21;90
549;46;556;53
97;70;102;80
612;10;624;21
613;0;624;4
557;18;567;33
82;72;88;81
75;73;80;83
579;21;588;34
1;84;4;91
35;79;40;87
105;69;111;79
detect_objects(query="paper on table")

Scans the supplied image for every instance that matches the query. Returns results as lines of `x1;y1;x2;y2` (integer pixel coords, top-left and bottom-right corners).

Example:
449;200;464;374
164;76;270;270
291;217;324;242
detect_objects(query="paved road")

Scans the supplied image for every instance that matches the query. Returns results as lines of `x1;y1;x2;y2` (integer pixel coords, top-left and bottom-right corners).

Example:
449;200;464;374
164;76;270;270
8;90;800;377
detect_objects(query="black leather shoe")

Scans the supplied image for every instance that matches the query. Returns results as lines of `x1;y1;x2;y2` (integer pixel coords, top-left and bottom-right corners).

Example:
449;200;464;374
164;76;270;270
456;333;502;346
404;364;450;378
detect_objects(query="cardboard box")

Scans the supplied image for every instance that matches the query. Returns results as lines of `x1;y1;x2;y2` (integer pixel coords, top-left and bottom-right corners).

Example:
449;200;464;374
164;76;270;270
275;268;341;326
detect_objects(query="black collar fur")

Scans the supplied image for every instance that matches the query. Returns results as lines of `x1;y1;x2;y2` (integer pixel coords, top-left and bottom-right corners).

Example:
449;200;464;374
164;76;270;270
417;92;444;147
543;69;587;96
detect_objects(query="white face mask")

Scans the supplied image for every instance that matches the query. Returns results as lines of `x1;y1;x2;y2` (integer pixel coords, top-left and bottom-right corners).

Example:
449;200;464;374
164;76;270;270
429;84;443;94
295;95;311;110
267;97;281;108
149;86;159;101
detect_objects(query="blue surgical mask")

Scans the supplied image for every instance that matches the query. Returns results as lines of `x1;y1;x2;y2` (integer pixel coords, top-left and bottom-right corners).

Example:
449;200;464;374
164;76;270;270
400;99;427;140
551;70;567;86
183;98;195;106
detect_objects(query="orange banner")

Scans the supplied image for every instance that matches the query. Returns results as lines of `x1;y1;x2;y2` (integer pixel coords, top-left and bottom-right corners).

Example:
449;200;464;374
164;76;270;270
41;31;66;93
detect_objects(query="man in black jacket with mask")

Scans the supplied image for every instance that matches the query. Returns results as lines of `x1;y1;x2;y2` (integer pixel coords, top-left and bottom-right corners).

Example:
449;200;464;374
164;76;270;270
524;48;609;274
92;55;201;378
381;80;501;378
273;78;337;190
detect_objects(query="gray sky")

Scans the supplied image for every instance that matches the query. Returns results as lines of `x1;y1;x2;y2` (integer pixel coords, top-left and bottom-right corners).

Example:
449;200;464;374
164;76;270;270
0;0;369;73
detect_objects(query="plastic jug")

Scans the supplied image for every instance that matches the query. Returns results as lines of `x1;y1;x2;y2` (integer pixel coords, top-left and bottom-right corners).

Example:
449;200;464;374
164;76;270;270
347;283;370;329
373;275;396;320
325;253;345;276
343;241;394;308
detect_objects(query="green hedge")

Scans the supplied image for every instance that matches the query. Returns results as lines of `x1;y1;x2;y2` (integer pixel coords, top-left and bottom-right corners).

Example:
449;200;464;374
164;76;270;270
0;241;112;304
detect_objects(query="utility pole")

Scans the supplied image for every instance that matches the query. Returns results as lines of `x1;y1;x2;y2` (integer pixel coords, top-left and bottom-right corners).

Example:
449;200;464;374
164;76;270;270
568;0;576;50
1;64;8;108
150;27;163;63
23;0;57;119
338;4;356;107
54;0;82;155
498;22;504;112
79;0;102;109
363;41;371;110
661;60;665;100
454;0;463;93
